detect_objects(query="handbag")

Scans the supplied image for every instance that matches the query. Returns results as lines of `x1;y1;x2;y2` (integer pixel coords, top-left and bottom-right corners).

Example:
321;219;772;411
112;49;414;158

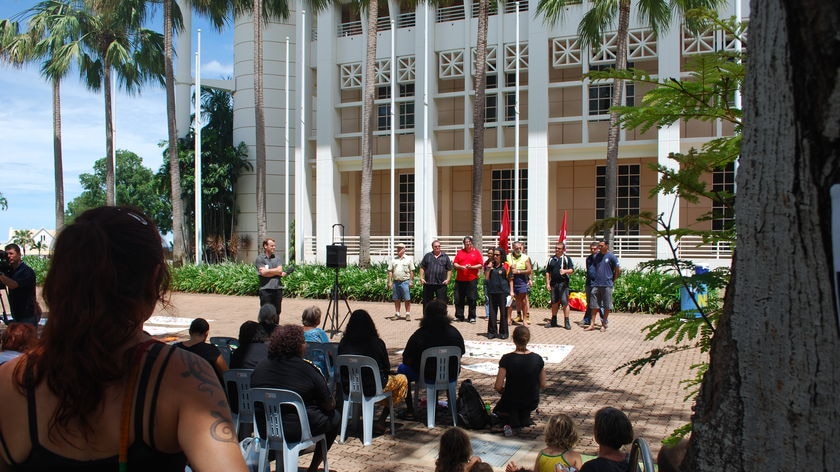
239;436;262;472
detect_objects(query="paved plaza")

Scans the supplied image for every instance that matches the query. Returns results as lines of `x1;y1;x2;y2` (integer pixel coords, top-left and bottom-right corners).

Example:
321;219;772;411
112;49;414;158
151;292;705;472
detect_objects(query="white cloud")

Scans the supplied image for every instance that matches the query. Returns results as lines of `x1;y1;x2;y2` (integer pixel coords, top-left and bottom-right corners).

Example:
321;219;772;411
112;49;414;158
202;60;234;77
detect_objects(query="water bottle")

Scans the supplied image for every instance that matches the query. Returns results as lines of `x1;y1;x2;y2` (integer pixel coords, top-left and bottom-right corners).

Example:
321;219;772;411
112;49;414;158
503;424;513;437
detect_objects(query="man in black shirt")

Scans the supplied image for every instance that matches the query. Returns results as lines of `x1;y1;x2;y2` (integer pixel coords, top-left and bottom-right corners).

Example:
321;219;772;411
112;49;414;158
0;244;37;325
419;239;453;306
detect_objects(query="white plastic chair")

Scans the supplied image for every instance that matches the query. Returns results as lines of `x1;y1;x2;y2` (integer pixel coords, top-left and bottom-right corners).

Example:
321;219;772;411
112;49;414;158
335;354;395;445
222;369;254;436
628;437;655;472
250;388;329;472
305;342;339;391
416;346;461;428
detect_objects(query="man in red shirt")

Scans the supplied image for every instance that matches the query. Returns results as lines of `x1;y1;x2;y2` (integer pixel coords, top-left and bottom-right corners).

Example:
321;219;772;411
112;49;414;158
452;236;484;323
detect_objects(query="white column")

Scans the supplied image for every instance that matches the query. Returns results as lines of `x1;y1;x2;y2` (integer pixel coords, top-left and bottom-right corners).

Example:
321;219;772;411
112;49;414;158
655;23;682;259
526;2;549;264
315;6;342;264
414;3;438;256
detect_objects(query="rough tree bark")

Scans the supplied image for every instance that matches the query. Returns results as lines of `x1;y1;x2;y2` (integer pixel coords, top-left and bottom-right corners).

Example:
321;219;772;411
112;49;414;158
688;1;840;471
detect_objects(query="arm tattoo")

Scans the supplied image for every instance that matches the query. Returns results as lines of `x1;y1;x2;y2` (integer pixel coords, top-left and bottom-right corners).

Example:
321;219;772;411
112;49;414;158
177;349;220;397
209;409;238;443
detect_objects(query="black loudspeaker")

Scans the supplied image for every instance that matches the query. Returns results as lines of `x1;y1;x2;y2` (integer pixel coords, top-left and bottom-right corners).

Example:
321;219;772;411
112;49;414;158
326;244;347;268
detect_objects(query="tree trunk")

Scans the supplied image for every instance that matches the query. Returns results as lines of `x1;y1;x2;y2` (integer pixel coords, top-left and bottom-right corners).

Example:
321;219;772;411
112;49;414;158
602;0;629;245
165;0;186;264
688;2;840;471
104;63;115;206
254;0;268;247
359;0;378;268
52;78;64;231
471;0;488;250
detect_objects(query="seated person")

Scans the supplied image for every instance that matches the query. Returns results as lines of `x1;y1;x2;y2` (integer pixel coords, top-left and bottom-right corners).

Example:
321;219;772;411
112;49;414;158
251;324;338;472
174;318;228;383
302;306;329;343
397;300;465;417
0;323;37;364
505;413;583;472
257;303;279;338
656;438;689;472
580;407;634;472
230;320;269;369
493;326;545;429
337;309;408;433
435;426;483;472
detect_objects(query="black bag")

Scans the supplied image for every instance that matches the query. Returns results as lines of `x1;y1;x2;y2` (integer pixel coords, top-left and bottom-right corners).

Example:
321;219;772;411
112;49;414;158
457;379;490;429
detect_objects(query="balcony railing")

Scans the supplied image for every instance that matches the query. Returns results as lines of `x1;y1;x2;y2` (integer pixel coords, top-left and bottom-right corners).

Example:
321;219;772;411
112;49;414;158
437;5;465;22
303;233;732;266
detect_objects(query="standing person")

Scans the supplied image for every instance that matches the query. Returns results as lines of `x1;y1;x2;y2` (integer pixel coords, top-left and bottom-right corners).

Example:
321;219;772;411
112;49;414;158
483;247;495;319
582;242;600;327
506;241;533;325
419;240;453;306
452;236;484;323
251;324;339;472
493;326;545;430
174;318;229;384
0;206;247;471
0;244;37;325
387;243;415;320
585;241;620;332
579;407;634;472
484;247;512;339
255;238;288;316
545;242;575;330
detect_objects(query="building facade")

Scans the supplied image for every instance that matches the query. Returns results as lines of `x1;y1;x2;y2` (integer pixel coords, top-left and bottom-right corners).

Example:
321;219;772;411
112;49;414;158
218;0;745;267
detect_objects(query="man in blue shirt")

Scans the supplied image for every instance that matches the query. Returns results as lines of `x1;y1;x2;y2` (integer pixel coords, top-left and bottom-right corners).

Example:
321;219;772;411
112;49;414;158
585;240;620;331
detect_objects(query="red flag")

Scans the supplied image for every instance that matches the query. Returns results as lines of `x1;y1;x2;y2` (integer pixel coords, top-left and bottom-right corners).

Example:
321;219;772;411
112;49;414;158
558;210;567;244
499;201;510;251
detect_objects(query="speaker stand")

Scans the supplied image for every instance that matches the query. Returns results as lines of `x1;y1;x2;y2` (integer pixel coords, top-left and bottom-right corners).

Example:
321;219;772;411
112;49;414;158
323;267;352;337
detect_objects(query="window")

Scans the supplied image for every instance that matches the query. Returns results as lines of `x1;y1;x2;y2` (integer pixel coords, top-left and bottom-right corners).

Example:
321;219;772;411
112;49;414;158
483;74;498;123
712;162;735;232
399;173;415;236
492;169;528;237
588;63;635;116
376;84;415;131
504;92;516;121
596;164;640;236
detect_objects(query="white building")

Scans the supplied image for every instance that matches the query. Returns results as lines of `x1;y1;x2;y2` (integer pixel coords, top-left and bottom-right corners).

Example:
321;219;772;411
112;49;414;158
178;0;745;268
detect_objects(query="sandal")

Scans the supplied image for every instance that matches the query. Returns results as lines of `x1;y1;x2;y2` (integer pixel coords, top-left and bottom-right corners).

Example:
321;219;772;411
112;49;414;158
397;410;417;421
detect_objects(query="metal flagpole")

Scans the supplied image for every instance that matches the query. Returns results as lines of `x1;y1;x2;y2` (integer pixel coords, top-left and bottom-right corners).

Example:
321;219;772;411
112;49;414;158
390;19;396;254
513;1;521;240
284;36;290;260
194;29;203;264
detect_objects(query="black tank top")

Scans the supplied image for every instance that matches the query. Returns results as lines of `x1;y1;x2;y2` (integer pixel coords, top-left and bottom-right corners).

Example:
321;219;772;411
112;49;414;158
0;342;187;471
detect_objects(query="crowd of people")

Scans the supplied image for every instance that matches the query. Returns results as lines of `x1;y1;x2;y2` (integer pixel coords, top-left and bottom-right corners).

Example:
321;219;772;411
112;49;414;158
0;207;647;471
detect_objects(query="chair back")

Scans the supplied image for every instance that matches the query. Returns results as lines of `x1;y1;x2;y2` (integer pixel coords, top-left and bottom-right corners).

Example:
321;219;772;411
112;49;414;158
419;346;461;389
250;388;316;445
628;437;655;472
305;342;339;390
335;354;385;401
222;369;254;434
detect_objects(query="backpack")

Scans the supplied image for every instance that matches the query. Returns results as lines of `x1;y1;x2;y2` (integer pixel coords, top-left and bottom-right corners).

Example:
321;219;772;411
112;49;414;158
457;379;490;429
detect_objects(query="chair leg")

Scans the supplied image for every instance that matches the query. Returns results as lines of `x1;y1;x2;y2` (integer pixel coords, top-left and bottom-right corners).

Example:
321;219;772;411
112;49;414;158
388;397;396;437
362;400;375;445
448;383;458;427
339;400;351;443
257;443;269;472
283;445;299;472
426;387;436;428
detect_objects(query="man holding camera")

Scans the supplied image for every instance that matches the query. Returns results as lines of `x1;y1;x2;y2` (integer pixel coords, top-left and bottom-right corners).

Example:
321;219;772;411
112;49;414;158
0;244;37;325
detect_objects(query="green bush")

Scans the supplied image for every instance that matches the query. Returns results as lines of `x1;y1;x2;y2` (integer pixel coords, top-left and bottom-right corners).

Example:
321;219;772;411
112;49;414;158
22;256;49;284
165;262;681;314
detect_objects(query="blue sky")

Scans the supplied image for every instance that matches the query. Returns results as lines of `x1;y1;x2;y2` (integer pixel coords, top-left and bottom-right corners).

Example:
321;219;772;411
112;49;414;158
0;0;234;240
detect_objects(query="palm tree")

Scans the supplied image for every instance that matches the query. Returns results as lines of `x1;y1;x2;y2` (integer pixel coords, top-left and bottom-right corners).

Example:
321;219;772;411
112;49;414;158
536;0;725;243
68;0;165;207
30;240;48;257
0;193;7;210
11;230;35;255
0;1;78;232
471;0;489;250
358;0;380;268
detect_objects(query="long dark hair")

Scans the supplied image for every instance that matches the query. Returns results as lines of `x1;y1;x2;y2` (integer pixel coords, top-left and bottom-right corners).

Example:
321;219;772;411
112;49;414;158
343;310;380;341
18;206;169;442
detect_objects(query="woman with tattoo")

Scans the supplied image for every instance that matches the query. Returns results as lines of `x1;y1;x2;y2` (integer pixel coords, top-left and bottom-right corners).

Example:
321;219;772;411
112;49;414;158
251;324;339;472
0;206;247;471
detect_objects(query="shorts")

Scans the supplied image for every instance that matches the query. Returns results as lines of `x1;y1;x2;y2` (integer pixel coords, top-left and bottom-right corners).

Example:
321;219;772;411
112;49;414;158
588;286;614;310
550;281;570;306
513;276;530;294
392;280;411;301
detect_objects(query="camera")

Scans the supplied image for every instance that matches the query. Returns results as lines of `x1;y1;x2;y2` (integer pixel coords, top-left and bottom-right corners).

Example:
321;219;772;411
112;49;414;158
0;251;11;276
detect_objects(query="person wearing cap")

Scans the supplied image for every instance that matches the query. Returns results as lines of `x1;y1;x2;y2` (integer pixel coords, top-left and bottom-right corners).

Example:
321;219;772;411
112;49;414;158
387;243;415;320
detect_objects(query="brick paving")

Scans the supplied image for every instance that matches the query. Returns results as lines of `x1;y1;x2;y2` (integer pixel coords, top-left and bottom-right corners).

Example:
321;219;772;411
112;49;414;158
153;292;706;472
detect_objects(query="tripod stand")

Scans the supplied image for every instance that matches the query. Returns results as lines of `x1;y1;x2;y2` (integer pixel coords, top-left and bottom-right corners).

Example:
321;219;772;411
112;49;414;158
323;267;352;337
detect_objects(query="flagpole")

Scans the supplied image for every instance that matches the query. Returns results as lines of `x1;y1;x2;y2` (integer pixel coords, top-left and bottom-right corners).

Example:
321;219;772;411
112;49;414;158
194;29;203;264
513;0;521;241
